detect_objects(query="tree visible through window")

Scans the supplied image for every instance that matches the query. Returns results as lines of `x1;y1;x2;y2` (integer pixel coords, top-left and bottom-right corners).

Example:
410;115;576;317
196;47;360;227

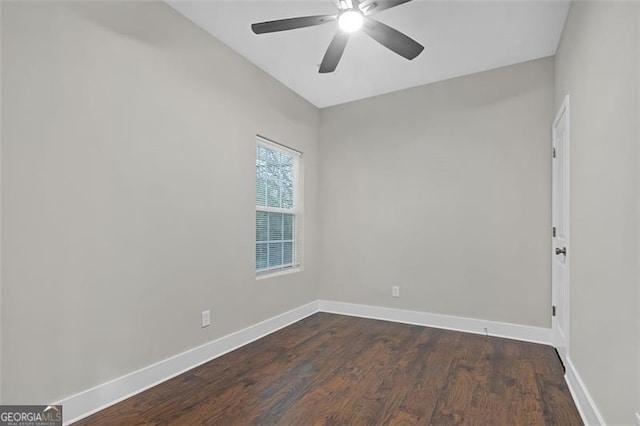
256;137;300;274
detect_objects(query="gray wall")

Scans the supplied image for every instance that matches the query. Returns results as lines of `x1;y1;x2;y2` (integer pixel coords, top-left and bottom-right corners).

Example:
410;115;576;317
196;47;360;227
0;0;3;405
1;1;320;403
319;58;555;328
555;1;639;423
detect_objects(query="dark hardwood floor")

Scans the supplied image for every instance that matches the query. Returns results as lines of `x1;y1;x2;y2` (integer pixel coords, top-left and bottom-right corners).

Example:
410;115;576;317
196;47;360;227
74;313;582;425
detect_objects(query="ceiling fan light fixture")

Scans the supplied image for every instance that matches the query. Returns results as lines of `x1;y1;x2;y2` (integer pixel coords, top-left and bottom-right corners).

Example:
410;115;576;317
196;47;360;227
338;10;364;33
251;0;424;73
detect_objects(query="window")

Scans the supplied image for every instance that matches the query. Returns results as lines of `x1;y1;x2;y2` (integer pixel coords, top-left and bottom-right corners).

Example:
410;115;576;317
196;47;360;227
255;137;301;275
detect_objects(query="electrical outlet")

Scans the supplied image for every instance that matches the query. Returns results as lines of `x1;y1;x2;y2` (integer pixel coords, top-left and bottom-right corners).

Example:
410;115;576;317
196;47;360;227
392;286;400;298
201;310;211;328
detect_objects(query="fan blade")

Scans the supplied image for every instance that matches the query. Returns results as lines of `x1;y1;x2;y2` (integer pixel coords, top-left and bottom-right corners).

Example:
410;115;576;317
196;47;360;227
319;32;349;73
252;15;336;34
362;18;424;60
359;0;414;16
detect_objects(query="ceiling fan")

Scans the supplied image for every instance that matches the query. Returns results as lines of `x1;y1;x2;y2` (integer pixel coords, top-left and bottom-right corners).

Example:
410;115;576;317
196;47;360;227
251;0;424;73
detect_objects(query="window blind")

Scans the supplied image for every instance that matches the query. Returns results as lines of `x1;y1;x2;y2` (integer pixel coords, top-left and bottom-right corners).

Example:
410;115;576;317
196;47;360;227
255;138;300;274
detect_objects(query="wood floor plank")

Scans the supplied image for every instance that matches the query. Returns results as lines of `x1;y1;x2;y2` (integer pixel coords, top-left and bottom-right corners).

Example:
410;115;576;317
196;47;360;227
271;320;409;425
248;320;384;424
73;313;583;426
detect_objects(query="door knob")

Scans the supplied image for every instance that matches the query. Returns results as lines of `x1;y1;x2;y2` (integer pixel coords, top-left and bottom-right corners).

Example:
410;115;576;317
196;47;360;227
555;247;567;256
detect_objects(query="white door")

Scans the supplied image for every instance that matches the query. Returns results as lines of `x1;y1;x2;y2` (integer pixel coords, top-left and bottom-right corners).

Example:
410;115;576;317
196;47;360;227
552;95;570;367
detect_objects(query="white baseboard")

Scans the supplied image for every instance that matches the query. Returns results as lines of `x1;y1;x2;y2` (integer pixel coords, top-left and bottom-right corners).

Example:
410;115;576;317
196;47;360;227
317;300;552;345
56;299;557;425
56;301;319;425
564;358;605;425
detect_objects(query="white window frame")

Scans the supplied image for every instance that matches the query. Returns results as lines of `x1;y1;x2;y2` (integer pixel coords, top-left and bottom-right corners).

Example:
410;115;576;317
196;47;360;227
255;136;302;278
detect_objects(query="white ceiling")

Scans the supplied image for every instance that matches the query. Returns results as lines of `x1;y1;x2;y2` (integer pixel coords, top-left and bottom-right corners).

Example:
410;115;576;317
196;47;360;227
168;0;570;108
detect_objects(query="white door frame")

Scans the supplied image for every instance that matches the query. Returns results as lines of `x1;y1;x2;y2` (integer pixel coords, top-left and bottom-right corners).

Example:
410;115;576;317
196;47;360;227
552;95;570;366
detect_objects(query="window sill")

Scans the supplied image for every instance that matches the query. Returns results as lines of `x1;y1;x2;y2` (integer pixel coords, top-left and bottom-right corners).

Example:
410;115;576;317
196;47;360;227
256;266;303;280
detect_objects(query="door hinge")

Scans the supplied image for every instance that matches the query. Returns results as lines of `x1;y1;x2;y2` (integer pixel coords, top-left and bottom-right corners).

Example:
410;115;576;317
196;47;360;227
552;147;556;158
552;227;556;237
552;306;557;316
